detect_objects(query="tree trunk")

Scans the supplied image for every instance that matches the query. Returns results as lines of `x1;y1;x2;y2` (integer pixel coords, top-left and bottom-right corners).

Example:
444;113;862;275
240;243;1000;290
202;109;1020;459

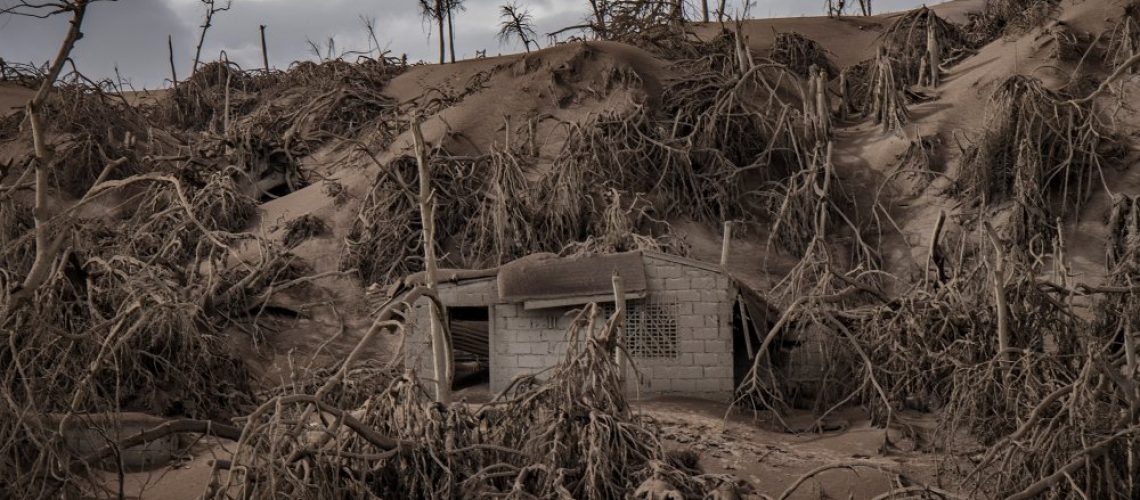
592;0;607;38
611;271;626;382
412;113;452;404
259;25;270;73
447;3;456;63
720;221;732;267
437;1;446;64
168;34;179;89
927;17;940;87
702;0;709;22
193;3;216;73
14;0;90;303
984;223;1011;365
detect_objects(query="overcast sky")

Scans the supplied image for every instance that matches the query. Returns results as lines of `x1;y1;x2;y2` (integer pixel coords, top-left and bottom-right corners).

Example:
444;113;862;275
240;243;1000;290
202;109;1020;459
1;0;939;89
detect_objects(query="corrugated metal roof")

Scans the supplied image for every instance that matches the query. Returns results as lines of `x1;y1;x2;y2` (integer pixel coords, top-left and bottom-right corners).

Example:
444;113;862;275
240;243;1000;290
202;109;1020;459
497;251;647;303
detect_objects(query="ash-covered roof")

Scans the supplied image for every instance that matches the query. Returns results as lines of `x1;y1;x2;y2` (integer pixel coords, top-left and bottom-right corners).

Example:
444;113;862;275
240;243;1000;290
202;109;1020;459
497;251;648;303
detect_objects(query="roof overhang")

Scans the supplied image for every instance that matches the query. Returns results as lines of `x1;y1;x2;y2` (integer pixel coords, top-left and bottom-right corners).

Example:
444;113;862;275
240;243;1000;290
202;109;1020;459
498;251;647;309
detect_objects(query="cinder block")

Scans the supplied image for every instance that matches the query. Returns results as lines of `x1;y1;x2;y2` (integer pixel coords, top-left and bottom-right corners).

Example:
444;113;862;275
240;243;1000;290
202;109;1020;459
704;366;732;379
690;277;715;289
507;317;532;330
509;342;531;355
674;302;693;315
680;340;704;353
705;340;730;353
671;289;700;303
692;302;719;316
706;316;721;328
678;316;704;328
496;355;518;369
701;290;724;302
692;327;719;340
665;278;690;290
693;352;718;365
674;366;702;379
651;265;682;279
518;355;544;369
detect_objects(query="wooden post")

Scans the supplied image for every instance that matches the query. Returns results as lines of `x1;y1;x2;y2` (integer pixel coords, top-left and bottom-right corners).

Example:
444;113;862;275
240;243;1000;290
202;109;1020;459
839;69;849;120
222;69;232;137
168;35;179;90
926;210;946;286
259;25;269;73
413;113;452;404
720;221;733;268
611;271;626;382
983;222;1011;364
804;68;817;130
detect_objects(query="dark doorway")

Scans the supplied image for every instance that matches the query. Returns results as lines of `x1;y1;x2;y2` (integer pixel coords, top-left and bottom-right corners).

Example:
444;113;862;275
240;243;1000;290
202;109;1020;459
448;306;490;389
732;300;762;389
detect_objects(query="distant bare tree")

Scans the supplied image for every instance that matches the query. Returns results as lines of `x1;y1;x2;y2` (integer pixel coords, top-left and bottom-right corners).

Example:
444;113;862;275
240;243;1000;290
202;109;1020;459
586;0;608;38
446;0;466;63
826;0;872;17
419;0;446;64
192;0;232;72
498;2;538;53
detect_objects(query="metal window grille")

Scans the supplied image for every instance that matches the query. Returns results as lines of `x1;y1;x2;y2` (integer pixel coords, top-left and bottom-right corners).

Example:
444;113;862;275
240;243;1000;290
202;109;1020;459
604;300;678;359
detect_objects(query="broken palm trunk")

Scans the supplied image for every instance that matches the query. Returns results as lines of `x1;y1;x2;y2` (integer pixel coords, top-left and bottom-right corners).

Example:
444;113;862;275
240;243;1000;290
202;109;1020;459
868;47;909;132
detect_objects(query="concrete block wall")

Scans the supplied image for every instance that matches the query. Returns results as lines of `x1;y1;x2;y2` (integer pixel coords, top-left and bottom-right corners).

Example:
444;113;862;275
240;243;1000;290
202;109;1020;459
406;254;737;402
628;254;735;401
485;254;736;402
489;303;583;392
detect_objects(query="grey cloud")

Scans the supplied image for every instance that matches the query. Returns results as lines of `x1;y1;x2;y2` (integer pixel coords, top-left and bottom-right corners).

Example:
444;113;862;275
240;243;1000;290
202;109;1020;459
1;0;943;88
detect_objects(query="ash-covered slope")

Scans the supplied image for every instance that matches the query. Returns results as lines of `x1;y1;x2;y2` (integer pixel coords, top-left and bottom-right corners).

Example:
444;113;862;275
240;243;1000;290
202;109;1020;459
3;0;1140;497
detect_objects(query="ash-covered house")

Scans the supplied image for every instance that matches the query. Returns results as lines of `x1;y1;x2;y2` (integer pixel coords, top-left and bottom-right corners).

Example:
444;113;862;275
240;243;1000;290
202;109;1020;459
405;250;773;402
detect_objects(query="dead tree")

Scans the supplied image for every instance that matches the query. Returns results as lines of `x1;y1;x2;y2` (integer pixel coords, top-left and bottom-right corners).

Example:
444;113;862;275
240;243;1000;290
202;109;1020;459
445;0;465;63
192;0;231;73
498;2;539;52
826;0;872;17
419;0;447;64
1;0;95;303
868;47;908;132
411;113;453;403
259;24;269;72
168;34;179;88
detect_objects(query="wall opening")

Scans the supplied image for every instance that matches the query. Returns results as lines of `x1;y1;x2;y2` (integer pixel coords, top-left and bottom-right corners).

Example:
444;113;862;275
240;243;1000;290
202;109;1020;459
448;306;489;389
732;299;782;390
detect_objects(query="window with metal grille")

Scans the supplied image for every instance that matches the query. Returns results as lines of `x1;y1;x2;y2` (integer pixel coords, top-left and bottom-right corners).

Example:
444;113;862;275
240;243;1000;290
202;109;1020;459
603;300;679;359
